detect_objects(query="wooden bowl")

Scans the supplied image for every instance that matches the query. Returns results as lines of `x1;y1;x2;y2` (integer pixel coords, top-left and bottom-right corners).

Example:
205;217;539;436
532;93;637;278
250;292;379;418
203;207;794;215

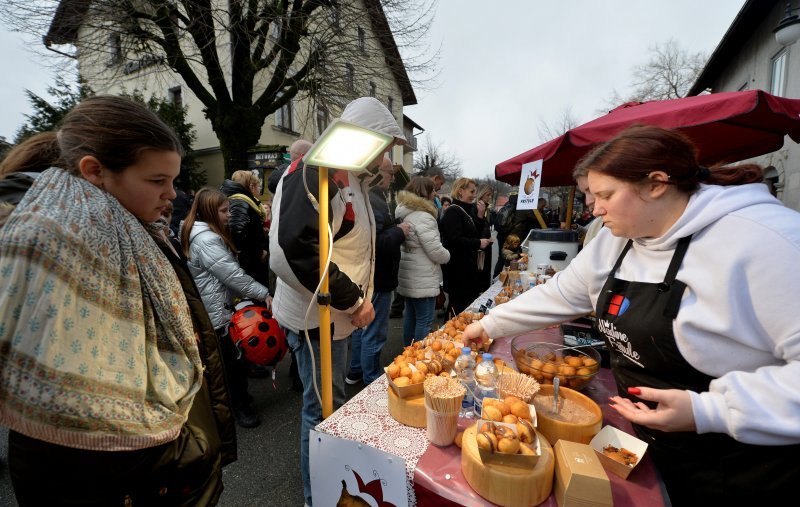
461;423;554;507
531;384;602;445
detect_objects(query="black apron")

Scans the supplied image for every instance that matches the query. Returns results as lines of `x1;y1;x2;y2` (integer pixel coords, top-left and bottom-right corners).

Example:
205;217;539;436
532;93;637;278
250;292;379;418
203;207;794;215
595;236;800;506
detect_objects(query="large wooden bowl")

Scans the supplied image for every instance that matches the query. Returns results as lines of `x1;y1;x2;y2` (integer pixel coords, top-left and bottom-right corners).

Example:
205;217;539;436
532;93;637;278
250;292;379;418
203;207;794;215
532;384;602;445
461;423;554;507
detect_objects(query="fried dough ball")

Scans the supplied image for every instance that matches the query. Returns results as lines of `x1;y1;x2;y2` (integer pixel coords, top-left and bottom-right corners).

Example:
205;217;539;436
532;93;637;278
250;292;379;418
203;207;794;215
516;419;536;444
497;436;521;454
510;401;532;421
482;405;503;422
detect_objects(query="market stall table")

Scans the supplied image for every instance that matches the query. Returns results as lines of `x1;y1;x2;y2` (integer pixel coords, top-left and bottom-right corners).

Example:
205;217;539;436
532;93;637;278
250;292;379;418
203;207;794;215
316;283;670;506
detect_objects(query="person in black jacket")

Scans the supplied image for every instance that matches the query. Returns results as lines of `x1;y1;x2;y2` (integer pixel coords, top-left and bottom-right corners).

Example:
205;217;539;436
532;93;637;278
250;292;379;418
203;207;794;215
267;139;312;195
493;192;518;277
439;178;493;316
170;179;194;237
345;157;409;385
220;170;269;287
475;184;495;293
219;170;273;417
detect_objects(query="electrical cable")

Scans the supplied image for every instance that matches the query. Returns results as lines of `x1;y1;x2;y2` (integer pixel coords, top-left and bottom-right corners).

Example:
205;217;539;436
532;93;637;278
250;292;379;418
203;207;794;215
301;162;332;406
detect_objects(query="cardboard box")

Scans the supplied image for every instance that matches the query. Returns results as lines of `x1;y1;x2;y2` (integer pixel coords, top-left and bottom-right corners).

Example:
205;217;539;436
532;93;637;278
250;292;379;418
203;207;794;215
479;397;538;427
475;419;541;468
590;425;648;480
384;368;424;398
554;440;612;507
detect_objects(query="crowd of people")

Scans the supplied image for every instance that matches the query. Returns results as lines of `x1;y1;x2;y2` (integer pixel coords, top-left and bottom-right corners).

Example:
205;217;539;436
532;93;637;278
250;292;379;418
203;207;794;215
1;94;798;507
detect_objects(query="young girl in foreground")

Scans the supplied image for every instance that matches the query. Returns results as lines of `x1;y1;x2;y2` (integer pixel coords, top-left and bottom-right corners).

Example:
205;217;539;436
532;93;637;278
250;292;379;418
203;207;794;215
0;95;234;505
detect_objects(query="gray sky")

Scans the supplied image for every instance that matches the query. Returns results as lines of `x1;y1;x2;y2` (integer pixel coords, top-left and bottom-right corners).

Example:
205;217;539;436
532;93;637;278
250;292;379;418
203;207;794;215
1;1;746;180
406;0;746;179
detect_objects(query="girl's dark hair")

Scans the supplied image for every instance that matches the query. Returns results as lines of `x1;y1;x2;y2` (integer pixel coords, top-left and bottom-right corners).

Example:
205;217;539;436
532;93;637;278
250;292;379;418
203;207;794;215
0;132;63;177
440;195;452;205
405;175;435;199
181;188;237;258
1;95;182;178
574;125;763;192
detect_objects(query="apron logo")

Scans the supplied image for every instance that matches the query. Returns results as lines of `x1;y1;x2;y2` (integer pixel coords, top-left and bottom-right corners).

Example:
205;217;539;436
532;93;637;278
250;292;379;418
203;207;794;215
607;294;630;316
597;318;643;368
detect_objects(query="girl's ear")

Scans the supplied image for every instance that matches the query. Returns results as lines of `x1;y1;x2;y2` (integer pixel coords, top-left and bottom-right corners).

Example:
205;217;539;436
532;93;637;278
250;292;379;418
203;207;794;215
79;156;106;187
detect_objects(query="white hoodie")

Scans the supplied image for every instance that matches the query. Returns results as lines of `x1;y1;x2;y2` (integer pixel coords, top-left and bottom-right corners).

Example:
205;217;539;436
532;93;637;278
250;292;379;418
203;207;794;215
269;97;405;339
480;183;800;446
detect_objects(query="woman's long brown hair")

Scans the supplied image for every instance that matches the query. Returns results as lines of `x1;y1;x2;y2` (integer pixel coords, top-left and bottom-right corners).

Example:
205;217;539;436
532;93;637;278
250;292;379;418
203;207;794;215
180;188;238;258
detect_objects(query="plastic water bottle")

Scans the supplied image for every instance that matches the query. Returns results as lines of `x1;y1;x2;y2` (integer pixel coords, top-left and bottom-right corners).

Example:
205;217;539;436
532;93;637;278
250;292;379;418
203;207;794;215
474;353;498;415
512;277;524;297
455;347;476;418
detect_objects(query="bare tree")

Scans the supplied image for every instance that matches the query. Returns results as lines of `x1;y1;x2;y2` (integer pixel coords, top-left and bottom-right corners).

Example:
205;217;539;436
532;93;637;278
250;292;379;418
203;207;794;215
413;134;462;180
605;38;707;110
537;105;580;143
1;0;438;176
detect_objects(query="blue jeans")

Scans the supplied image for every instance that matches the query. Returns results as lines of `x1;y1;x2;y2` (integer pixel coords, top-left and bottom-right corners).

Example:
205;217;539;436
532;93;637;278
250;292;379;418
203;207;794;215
285;329;348;507
348;291;392;384
402;296;435;346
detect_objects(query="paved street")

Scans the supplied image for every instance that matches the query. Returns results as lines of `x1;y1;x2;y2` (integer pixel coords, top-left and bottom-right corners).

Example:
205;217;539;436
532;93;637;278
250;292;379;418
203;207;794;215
0;314;435;507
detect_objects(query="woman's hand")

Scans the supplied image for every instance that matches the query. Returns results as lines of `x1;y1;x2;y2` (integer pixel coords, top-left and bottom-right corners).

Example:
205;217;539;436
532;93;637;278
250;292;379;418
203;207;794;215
463;321;490;349
398;222;412;237
609;387;696;433
264;296;273;311
476;199;487;218
479;238;492;249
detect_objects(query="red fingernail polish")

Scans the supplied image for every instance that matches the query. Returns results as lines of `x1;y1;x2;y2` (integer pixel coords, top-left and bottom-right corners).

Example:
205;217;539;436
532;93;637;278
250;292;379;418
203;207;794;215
627;387;641;396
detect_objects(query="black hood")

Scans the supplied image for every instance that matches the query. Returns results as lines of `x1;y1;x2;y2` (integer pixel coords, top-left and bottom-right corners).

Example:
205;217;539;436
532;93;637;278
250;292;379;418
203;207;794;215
219;179;254;199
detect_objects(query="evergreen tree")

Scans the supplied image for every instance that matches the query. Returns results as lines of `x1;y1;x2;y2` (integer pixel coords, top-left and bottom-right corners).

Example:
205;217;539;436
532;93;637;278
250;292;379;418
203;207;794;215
11;79;204;190
13;76;90;143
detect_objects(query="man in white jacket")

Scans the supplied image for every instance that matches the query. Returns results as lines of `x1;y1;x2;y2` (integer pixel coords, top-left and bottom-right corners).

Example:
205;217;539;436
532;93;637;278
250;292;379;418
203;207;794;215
269;97;405;507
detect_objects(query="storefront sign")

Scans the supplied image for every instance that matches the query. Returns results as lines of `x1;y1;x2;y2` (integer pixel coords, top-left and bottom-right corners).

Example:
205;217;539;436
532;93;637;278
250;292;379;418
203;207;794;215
248;150;285;169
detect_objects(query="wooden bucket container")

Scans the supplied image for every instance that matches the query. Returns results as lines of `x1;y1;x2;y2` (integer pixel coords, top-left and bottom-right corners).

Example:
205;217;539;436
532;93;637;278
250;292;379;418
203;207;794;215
532;384;602;446
461;423;555;507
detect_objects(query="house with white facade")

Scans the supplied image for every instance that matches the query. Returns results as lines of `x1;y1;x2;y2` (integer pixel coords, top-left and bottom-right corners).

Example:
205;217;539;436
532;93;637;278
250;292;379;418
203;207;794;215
44;0;423;194
690;0;800;210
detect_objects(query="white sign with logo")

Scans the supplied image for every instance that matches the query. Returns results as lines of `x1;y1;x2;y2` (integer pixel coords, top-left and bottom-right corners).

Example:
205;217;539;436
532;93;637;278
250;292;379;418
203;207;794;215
516;159;543;210
310;429;408;507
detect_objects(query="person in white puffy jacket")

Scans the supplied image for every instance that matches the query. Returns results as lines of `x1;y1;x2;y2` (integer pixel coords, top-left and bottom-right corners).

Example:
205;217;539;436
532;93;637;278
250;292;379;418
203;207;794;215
180;188;271;429
395;176;450;345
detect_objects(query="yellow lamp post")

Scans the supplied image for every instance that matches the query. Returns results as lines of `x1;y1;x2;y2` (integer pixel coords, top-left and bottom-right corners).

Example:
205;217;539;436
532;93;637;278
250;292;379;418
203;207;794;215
303;119;394;417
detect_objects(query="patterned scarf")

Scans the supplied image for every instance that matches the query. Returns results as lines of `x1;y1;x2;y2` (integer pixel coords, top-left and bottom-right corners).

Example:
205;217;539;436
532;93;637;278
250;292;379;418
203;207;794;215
0;168;202;451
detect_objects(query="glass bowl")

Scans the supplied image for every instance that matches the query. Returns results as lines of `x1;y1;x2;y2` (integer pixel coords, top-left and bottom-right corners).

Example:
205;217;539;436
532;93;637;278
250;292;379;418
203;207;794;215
510;337;601;390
